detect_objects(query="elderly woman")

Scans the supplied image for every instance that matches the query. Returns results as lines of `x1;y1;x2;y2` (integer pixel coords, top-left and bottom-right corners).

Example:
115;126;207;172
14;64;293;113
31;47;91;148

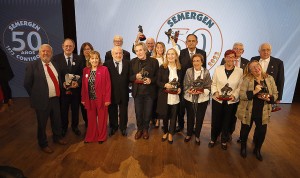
156;48;181;144
209;50;243;150
81;51;111;143
79;42;94;127
237;60;278;161
183;54;211;145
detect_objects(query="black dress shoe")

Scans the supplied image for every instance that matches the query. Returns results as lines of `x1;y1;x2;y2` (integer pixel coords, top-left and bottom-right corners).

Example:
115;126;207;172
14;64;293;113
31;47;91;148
208;141;215;148
253;149;263;161
98;141;104;144
184;136;191;142
62;129;67;137
237;137;241;143
72;128;81;136
121;129;127;136
109;128;116;136
175;126;183;133
221;143;227;150
195;137;200;145
161;134;168;142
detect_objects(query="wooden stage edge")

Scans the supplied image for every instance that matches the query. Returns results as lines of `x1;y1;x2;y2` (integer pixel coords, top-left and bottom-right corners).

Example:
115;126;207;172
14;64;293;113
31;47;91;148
0;98;300;178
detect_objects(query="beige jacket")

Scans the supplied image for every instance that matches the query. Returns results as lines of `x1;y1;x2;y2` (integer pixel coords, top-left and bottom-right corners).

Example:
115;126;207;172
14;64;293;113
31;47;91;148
236;75;278;125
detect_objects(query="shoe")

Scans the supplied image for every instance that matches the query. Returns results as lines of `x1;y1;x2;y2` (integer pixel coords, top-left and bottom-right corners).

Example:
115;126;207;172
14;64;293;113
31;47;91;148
240;143;247;158
253;149;263;161
208;141;215;148
237;137;241;143
228;135;232;142
168;134;173;144
121;129;127;136
98;141;104;144
41;146;53;154
184;136;191;142
62;129;67;137
54;139;67;145
195;137;200;145
161;133;168;142
109;128;116;136
175;126;183;133
143;129;149;139
83;141;89;144
221;143;227;150
0;104;9;112
72;127;81;136
135;130;143;140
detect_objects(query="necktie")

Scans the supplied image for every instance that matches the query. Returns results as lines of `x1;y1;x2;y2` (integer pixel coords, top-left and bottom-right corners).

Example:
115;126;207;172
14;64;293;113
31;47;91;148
115;62;119;74
190;52;194;59
45;64;60;97
67;57;72;70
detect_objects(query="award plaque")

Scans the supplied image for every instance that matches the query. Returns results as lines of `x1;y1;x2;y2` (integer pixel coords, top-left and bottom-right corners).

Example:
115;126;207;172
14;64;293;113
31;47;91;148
138;25;146;41
257;81;272;101
271;104;281;112
164;78;180;94
190;76;204;93
217;83;233;100
165;28;179;43
65;73;80;95
134;68;149;84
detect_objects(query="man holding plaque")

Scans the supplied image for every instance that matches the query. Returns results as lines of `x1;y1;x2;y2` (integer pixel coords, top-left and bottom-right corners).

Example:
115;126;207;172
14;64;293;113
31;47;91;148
130;42;159;140
53;38;83;137
132;25;155;57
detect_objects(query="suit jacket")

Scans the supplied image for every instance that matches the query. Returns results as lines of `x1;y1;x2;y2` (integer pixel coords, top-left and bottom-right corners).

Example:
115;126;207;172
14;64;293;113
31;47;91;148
129;56;159;98
81;66;111;109
251;56;284;100
0;48;14;81
24;59;61;110
104;59;130;104
220;57;249;70
179;48;206;83
52;53;83;95
156;66;182;116
104;49;131;62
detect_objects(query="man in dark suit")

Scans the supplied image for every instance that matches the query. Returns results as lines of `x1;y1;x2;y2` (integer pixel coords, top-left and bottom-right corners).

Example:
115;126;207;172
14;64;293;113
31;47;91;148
221;42;249;70
130;42;159;140
24;44;67;153
177;34;207;132
53;38;83;137
104;46;130;136
0;45;14;112
105;35;131;62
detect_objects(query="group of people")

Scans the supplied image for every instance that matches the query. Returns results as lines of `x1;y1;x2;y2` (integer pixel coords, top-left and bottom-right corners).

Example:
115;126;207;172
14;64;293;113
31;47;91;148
23;33;284;162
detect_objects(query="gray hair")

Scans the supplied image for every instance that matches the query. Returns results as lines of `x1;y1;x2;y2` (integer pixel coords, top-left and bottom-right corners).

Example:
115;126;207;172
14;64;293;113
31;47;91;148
258;43;272;52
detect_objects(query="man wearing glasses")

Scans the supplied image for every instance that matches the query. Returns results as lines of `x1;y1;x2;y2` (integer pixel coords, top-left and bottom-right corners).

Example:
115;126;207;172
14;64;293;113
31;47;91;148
105;35;131;62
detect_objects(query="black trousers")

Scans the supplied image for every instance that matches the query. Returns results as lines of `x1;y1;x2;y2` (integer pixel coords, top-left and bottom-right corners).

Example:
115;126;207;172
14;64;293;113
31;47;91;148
108;102;128;131
186;100;209;138
240;116;267;150
162;104;178;135
177;94;186;129
60;92;80;130
35;97;62;148
0;80;12;103
211;99;237;143
134;94;153;130
229;101;239;134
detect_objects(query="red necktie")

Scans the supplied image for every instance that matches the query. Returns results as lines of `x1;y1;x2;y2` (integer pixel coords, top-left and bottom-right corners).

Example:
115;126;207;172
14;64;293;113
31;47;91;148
45;64;60;97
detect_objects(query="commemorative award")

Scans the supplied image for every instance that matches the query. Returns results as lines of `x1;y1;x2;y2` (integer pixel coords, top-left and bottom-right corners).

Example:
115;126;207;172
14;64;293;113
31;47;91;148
165;28;179;43
138;25;146;41
134;68;149;84
65;73;80;95
257;81;271;101
190;76;205;93
164;78;180;94
217;83;233;100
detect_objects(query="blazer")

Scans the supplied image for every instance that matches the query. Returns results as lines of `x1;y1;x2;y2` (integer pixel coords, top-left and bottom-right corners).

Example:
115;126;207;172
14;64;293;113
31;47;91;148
129;56;159;98
0;48;14;81
156;66;182;116
81;66;111;109
220;57;249;70
104;59;130;104
251;56;284;100
179;48;207;82
236;75;278;125
211;65;243;104
24;59;61;110
104;49;131;62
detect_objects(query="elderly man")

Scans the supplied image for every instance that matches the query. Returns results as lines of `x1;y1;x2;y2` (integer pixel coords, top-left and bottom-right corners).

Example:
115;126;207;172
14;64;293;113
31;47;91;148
130;42;159;140
176;34;207;132
105;35;131;62
104;46;130;136
24;44;67;153
221;42;249;70
53;38;83;137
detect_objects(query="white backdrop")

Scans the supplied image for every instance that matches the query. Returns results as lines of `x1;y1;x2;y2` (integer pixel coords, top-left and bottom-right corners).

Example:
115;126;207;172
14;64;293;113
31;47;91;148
75;0;300;103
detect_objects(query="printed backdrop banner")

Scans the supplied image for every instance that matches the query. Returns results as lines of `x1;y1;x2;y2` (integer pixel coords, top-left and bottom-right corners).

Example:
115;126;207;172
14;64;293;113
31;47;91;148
0;0;64;97
75;0;300;103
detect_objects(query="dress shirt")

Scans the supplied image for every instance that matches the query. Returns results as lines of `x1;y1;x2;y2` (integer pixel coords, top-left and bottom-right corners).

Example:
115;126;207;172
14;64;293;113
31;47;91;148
259;57;270;73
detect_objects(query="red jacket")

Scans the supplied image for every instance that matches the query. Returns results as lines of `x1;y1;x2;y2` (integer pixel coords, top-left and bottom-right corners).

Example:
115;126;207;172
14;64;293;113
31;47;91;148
81;66;111;109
